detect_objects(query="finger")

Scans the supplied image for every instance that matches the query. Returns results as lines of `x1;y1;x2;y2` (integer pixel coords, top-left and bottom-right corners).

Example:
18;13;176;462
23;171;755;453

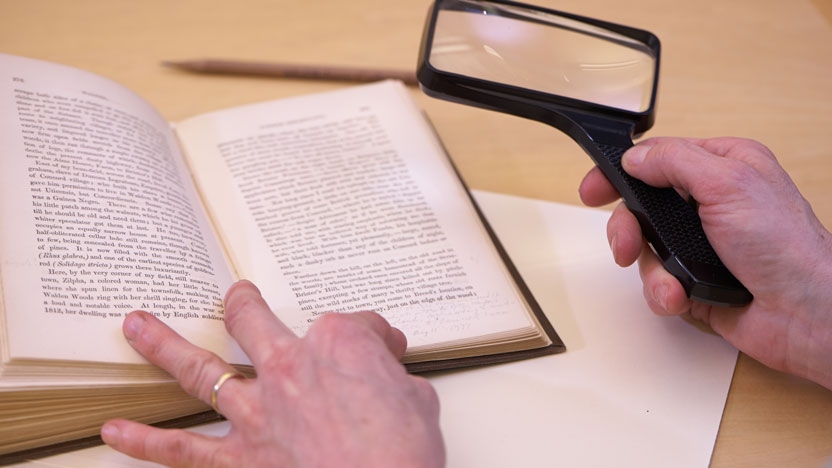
621;139;748;206
408;375;442;421
351;311;408;359
304;313;410;380
638;136;774;164
122;310;245;413
692;137;777;165
692;137;789;184
578;166;621;206
606;202;643;267
102;419;226;468
636;246;691;316
222;280;298;368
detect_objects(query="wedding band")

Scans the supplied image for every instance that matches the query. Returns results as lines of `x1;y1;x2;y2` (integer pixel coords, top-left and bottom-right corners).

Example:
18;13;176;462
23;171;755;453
210;371;245;414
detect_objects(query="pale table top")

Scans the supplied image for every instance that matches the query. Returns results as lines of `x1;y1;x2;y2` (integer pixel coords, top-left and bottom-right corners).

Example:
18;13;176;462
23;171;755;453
2;0;832;466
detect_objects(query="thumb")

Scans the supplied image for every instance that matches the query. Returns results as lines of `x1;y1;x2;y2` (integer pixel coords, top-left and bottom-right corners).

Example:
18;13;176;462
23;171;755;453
621;139;729;206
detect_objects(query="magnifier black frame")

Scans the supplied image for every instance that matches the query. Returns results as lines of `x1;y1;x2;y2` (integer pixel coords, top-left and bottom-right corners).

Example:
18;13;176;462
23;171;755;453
416;0;660;140
416;0;753;307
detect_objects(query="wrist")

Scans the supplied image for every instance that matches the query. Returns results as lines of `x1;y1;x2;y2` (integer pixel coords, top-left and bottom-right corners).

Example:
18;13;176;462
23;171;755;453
785;228;832;390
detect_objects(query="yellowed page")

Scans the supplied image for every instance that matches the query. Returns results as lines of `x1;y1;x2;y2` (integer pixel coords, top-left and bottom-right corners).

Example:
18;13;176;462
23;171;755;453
0;54;246;384
175;81;535;350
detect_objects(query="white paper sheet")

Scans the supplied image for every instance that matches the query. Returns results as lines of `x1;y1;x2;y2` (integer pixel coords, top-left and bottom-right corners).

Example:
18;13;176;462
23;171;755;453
11;191;737;468
435;191;737;467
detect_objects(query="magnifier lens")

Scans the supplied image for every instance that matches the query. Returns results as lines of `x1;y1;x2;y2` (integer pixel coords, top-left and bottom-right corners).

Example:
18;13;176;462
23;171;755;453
428;2;657;112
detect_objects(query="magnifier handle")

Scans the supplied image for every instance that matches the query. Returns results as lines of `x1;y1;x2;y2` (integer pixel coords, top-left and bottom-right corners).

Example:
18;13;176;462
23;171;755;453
595;143;752;307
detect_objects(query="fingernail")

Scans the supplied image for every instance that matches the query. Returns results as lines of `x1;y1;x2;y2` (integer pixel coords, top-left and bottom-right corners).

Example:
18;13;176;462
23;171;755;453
101;423;120;447
610;233;620;264
623;145;649;169
123;312;146;341
654;284;669;312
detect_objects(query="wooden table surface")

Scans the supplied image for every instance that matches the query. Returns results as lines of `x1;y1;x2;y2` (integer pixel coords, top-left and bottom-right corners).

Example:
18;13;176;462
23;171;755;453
3;0;832;465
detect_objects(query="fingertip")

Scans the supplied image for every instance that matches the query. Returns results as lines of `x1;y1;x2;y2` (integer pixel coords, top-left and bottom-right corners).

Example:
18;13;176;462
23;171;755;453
643;281;668;315
577;168;597;204
641;271;690;316
652;283;670;314
223;280;270;322
662;282;692;316
352;311;405;352
101;420;145;460
388;326;408;359
607;203;643;267
123;310;148;341
224;279;261;303
578;166;620;207
100;421;207;467
101;420;122;448
101;420;154;455
637;246;688;316
621;144;650;172
610;233;637;267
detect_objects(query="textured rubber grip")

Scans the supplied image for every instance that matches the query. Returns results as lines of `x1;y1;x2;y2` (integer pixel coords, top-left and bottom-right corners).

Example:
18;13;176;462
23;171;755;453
596;143;752;306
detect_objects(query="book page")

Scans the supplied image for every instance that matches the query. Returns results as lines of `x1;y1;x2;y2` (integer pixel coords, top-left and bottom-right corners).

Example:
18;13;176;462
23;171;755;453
0;54;244;372
176;81;535;349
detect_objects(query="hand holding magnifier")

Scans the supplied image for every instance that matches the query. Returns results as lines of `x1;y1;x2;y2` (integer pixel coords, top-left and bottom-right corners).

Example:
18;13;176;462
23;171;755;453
417;0;752;306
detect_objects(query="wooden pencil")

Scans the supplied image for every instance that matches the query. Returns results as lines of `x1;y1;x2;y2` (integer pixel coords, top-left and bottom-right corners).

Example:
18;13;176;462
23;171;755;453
162;58;419;86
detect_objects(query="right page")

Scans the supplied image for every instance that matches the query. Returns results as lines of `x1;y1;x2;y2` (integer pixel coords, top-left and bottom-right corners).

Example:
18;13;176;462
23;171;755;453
175;81;560;365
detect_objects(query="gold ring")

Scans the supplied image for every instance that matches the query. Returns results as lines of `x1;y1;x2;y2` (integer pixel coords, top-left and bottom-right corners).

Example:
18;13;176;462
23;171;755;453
210;371;245;414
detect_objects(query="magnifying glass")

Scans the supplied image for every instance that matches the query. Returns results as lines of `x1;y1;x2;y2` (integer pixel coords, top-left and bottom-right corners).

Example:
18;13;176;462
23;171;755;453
417;0;752;307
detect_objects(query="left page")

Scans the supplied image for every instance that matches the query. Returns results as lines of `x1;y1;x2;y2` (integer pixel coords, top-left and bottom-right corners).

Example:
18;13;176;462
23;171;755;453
0;54;246;382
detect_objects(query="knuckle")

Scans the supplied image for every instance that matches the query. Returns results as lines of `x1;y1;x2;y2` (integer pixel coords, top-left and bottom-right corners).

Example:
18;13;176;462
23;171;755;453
209;446;242;468
733;137;768;153
257;351;303;393
314;311;344;328
303;313;344;349
223;294;261;333
723;137;780;166
134;328;167;361
719;158;757;186
175;350;221;398
156;429;194;466
256;344;293;375
125;314;166;360
411;376;441;412
318;313;380;347
695;157;758;199
310;313;355;339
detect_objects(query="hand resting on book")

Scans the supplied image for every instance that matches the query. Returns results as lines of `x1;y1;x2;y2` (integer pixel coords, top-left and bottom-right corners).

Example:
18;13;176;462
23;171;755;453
579;136;832;391
101;280;446;467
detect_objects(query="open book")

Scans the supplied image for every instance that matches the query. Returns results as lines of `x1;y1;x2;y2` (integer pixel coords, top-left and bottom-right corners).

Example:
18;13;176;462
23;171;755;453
0;53;563;461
